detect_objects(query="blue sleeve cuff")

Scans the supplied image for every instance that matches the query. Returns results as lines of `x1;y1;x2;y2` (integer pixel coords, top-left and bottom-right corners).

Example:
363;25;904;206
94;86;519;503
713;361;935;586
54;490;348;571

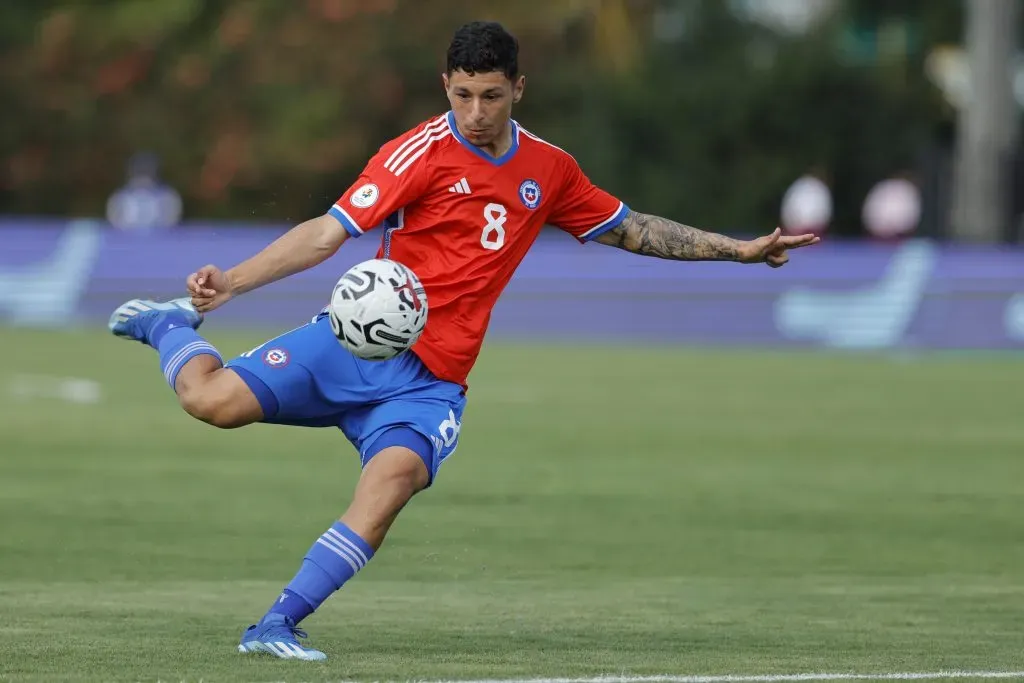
580;202;630;242
328;205;363;238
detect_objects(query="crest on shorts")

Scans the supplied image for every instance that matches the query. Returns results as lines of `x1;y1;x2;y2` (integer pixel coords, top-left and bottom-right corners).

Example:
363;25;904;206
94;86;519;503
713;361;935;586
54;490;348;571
518;179;541;210
263;348;290;367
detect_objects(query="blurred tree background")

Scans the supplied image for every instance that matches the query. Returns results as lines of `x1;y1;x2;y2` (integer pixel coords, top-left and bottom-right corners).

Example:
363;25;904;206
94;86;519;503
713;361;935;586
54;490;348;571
0;0;965;234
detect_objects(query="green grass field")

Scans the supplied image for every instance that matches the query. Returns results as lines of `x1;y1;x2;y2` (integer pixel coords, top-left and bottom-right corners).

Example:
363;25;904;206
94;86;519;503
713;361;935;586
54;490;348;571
1;326;1022;683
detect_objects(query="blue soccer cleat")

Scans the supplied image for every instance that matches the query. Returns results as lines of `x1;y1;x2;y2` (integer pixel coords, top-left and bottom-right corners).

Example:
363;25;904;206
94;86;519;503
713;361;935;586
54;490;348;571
108;298;202;344
237;614;328;661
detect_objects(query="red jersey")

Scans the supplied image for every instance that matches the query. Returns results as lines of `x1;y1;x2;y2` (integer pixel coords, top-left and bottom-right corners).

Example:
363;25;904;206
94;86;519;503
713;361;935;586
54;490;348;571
328;112;629;387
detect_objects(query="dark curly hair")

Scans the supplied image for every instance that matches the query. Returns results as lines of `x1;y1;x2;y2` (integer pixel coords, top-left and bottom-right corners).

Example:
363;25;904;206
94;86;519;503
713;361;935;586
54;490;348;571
446;21;519;79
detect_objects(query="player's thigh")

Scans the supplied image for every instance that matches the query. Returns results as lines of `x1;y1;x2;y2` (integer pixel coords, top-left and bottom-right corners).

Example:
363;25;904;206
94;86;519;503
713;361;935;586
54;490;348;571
224;319;358;426
343;392;467;486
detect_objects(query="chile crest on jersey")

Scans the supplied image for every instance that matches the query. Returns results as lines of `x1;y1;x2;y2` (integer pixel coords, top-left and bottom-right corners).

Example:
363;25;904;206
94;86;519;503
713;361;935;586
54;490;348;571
518;179;542;210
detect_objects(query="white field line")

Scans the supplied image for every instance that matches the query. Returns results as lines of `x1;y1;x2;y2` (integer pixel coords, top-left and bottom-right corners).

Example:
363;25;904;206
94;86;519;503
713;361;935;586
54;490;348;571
6;373;101;404
324;673;1024;683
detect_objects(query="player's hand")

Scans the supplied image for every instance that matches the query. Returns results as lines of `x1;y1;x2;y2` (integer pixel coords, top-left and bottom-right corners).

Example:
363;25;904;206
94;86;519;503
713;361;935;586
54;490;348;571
737;228;820;268
187;265;234;313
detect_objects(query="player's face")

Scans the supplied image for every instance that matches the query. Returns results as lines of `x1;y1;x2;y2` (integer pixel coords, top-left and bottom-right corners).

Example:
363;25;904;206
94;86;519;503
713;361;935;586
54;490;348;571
443;69;524;148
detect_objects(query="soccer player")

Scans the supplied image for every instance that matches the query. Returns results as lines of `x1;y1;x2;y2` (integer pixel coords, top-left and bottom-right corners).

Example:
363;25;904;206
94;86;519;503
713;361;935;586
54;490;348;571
109;21;819;660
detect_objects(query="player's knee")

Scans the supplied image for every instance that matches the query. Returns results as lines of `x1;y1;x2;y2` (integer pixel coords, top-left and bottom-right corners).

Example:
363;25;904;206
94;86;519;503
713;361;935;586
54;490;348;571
178;387;229;428
363;446;431;503
382;456;429;500
177;378;253;429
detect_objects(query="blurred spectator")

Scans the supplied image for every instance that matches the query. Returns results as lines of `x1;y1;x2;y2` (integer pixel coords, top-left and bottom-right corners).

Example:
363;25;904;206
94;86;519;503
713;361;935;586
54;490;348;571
106;152;182;232
780;170;832;236
862;174;922;240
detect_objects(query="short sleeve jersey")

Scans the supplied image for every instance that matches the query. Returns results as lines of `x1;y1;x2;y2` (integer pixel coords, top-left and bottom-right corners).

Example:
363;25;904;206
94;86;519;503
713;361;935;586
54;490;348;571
329;111;629;387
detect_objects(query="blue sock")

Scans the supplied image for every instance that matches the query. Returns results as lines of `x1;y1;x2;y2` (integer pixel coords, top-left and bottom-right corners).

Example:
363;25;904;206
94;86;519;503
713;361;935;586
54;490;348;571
265;522;375;625
155;325;223;390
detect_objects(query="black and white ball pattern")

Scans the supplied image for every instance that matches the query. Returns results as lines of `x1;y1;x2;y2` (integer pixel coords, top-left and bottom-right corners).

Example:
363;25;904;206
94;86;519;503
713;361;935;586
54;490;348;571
328;259;428;361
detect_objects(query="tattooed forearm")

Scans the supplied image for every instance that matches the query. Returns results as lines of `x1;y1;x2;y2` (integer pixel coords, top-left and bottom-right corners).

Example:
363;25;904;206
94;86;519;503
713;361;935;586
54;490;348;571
595;210;743;261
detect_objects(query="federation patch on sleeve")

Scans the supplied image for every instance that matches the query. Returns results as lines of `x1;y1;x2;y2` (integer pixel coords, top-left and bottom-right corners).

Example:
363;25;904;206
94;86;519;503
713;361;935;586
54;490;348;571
351;183;380;208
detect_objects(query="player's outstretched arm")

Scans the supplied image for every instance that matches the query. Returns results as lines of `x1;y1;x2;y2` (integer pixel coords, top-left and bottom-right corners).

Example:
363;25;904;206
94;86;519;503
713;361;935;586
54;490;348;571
594;210;819;268
188;213;349;313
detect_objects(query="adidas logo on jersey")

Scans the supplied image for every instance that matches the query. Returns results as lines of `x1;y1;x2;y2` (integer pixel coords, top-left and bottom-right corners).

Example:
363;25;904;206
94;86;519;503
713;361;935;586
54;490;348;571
448;178;472;194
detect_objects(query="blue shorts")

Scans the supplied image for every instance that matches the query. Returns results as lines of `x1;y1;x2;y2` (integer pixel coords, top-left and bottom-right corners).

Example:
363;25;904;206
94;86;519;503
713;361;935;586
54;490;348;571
224;315;466;482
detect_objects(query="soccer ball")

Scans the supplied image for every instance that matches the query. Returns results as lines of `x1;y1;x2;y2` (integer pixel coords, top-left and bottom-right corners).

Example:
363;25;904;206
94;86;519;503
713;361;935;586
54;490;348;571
328;258;428;361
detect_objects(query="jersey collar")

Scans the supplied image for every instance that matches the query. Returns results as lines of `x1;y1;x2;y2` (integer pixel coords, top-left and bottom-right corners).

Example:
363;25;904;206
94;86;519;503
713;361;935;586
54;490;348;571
446;111;520;166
